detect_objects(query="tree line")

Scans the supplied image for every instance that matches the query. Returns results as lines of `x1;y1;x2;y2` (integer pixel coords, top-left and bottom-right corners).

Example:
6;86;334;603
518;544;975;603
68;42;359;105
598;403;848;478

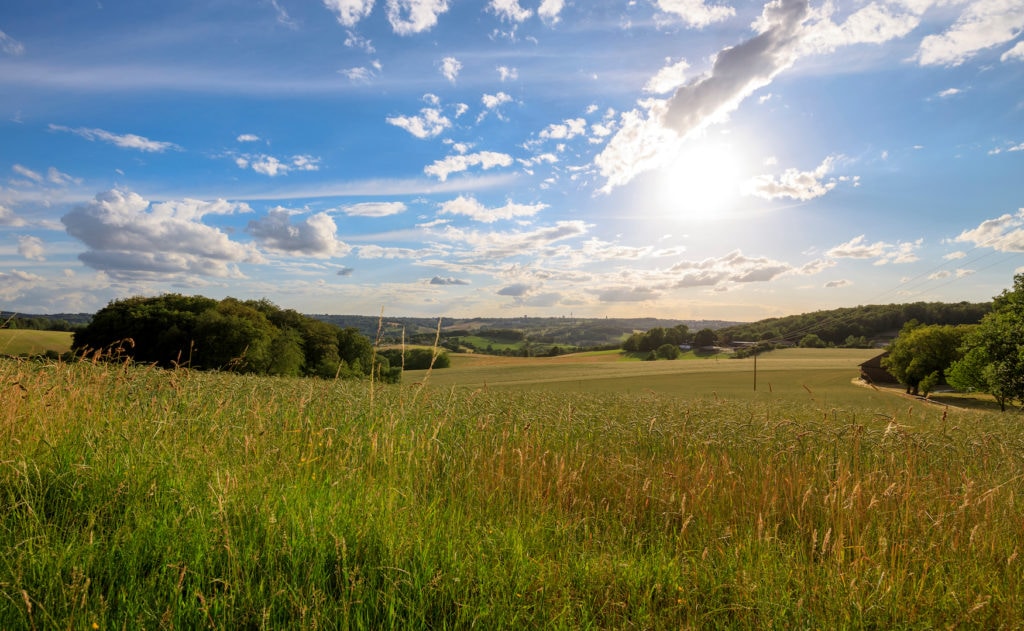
881;274;1024;410
718;301;989;346
72;294;409;381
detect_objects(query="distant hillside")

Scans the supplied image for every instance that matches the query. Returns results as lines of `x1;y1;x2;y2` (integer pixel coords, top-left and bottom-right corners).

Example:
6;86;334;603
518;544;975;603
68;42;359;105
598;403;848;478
718;301;990;347
310;315;738;350
0;311;91;331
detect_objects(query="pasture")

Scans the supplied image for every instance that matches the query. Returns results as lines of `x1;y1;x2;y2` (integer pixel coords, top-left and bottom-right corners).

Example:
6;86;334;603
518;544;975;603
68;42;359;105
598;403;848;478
0;329;73;356
1;351;1022;629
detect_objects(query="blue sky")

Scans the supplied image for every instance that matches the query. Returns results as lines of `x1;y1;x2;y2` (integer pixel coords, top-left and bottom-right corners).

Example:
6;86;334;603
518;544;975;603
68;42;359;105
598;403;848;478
1;0;1022;320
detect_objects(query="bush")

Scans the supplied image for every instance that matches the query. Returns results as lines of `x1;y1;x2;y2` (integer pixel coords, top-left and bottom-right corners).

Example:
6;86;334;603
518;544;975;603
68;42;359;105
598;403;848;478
656;343;681;360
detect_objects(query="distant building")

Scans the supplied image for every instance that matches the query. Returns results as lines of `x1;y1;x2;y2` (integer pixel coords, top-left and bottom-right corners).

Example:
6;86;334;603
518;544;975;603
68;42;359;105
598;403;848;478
859;352;898;384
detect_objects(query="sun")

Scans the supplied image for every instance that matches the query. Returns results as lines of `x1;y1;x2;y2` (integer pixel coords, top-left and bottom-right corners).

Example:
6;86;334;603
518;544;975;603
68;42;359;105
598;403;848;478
652;140;746;219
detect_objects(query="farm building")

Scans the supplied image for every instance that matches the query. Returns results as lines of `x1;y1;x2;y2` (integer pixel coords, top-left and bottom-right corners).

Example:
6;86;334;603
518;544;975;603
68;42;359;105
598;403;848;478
859;352;898;384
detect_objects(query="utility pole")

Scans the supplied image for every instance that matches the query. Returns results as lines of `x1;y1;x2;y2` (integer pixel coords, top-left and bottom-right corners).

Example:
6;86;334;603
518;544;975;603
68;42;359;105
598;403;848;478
753;343;758;391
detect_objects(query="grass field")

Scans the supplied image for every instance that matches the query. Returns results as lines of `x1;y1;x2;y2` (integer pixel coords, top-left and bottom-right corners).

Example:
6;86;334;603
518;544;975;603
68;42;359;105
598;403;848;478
2;352;1022;628
0;329;73;356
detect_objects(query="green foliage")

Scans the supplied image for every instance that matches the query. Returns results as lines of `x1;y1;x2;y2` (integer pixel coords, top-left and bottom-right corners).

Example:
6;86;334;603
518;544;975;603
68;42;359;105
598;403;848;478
380;347;451;370
622;324;690;352
798;333;828;348
655;343;681;360
721;301;989;346
71;294;380;380
881;322;970;396
692;328;718;348
947;274;1024;411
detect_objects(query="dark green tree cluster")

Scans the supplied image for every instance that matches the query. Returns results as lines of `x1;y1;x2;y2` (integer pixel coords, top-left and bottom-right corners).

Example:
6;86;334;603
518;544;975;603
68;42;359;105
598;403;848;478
378;348;451;371
881;322;970;396
622;325;691;353
72;294;397;381
880;274;1024;408
946;274;1024;411
720;301;988;345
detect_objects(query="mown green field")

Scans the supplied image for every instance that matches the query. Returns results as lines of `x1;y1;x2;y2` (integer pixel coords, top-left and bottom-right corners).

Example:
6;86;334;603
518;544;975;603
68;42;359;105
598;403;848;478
0;329;73;355
2;352;1022;629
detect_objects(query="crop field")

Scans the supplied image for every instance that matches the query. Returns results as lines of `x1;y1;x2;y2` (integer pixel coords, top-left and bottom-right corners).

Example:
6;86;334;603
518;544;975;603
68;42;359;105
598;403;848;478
2;352;1022;629
0;329;73;356
413;348;889;405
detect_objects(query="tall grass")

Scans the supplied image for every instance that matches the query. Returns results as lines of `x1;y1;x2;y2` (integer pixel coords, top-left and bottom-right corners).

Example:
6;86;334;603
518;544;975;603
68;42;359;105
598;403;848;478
1;357;1022;628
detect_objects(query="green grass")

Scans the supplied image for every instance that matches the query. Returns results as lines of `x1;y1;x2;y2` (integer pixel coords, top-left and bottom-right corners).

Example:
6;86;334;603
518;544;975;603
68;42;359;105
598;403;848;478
0;329;73;356
2;354;1022;628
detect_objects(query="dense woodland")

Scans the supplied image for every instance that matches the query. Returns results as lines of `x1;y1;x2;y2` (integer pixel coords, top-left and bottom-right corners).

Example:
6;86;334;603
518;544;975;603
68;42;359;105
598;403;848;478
71;295;402;381
717;301;990;346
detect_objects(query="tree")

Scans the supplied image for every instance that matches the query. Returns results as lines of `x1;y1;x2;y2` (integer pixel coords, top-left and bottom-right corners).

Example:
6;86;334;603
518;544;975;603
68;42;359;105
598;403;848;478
947;274;1024;410
72;294;218;365
693;328;718;348
798;333;827;348
881;322;970;396
656;343;681;360
193;299;275;372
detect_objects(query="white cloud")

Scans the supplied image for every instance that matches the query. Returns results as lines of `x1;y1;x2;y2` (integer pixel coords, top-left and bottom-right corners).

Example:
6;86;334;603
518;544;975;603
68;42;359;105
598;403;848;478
47;167;80;186
0;29;25;56
61;190;261;279
824;279;850;288
237;133;261;142
955;208;1024;252
429;220;589;261
18;235;45;261
539;117;587;140
340;66;377;82
12;164;43;183
270;0;297;28
386;107;452;139
49;124;180;152
440;56;462;82
825;235;892;259
341;201;408;217
745;155;839;201
656;0;736;28
1002;40;1024;62
323;0;375;27
386;0;450;35
482;92;513;109
598;286;661;302
424;151;514;181
497;66;519;81
937;87;962;98
594;100;679;192
247;208;350;257
802;2;921;52
928;269;974;280
344;30;376;53
916;0;1024;67
235;153;321;176
439;195;547;223
644;58;691;94
538;0;565;24
943;250;967;260
597;0;809;191
490;0;532;22
0;204;26;227
826;234;921;264
669;250;793;288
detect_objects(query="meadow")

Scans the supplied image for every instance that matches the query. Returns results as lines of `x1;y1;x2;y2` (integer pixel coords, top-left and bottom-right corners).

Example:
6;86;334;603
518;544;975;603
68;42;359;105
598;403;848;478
1;350;1022;629
0;329;73;357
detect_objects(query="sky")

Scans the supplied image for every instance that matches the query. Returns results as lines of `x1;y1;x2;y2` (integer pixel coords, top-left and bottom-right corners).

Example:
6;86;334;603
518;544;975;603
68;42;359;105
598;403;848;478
1;0;1023;321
